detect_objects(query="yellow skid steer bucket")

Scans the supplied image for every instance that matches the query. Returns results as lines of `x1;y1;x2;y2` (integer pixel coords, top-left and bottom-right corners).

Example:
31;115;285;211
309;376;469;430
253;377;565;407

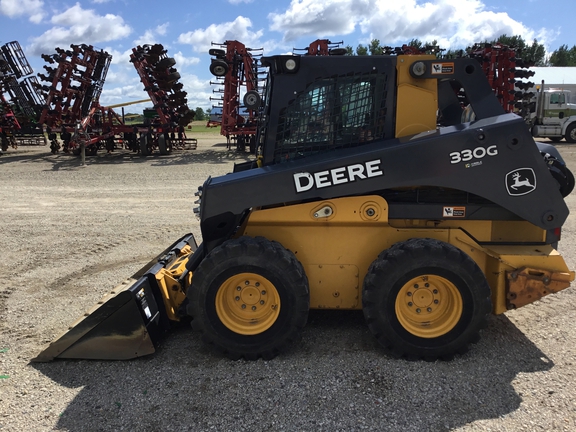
32;234;197;362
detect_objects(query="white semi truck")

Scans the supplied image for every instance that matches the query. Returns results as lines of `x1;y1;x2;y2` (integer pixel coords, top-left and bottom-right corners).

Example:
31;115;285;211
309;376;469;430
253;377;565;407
529;82;576;142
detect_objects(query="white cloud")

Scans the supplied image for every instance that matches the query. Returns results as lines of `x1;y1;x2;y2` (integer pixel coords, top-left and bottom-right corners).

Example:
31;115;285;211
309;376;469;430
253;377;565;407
178;16;264;52
361;0;541;49
0;0;45;23
173;52;201;68
133;23;169;46
268;0;550;49
28;3;132;55
269;0;372;41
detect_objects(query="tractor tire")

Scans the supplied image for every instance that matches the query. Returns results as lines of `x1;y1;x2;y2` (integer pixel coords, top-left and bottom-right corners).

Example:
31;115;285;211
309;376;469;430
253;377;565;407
156;57;176;70
362;238;491;361
188;236;309;360
565;123;576;143
243;90;261;110
210;60;229;77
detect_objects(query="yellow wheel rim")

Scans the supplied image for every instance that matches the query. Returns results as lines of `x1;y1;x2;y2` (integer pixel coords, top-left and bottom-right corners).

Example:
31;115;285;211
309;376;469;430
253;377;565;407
395;275;463;338
215;273;281;335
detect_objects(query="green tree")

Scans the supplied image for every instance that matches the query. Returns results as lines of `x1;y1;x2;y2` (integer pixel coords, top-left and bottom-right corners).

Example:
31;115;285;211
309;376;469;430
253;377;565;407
356;44;368;56
549;44;576;66
408;38;423;49
369;39;384;55
345;45;355;56
194;107;205;121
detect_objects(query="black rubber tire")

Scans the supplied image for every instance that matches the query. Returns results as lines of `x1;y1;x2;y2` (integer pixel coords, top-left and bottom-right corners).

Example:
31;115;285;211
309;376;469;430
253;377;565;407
156;57;176;69
156;71;181;84
209;48;226;57
329;48;348;56
139;135;150;156
210;60;229;77
157;135;171;155
548;159;575;197
188;236;309;360
243;90;261;109
565;123;576;143
549;137;563;142
362;238;491;360
249;135;257;154
86;145;98;156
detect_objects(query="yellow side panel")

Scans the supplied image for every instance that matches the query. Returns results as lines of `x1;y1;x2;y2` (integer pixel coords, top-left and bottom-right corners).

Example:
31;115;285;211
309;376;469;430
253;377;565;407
305;264;359;309
395;55;438;138
242;197;574;314
243;196;450;310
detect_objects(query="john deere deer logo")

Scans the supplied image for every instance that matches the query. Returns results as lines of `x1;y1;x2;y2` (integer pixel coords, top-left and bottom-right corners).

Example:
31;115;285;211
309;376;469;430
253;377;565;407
506;168;537;196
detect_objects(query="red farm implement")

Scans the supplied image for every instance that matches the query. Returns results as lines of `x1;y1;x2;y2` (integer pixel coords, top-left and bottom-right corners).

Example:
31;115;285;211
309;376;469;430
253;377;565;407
0;41;46;150
208;40;265;153
36;43;196;156
292;39;346;56
466;43;536;118
129;43;196;155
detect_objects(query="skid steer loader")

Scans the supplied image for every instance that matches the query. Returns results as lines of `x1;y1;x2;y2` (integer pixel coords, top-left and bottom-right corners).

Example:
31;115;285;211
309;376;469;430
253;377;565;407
35;54;575;362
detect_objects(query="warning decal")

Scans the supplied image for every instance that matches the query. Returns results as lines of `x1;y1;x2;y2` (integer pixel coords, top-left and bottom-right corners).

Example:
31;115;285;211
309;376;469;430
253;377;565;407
431;62;455;74
443;206;466;218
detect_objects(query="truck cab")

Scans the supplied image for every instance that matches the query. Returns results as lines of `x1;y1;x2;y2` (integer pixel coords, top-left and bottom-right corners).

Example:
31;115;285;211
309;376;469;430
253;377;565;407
530;87;576;142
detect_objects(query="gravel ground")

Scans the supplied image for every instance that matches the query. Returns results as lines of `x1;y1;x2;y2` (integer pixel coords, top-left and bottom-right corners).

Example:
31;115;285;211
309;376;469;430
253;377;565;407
1;138;576;431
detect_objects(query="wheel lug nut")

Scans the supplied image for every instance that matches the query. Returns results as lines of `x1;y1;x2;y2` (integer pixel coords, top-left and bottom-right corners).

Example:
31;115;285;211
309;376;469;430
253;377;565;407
416;308;421;313
252;306;257;311
433;289;438;294
235;296;240;301
261;290;266;295
241;304;246;309
260;300;265;305
408;302;413;307
407;292;412;297
425;283;430;288
236;286;241;291
427;307;432;312
255;282;260;287
414;284;419;289
245;281;250;285
434;299;439;304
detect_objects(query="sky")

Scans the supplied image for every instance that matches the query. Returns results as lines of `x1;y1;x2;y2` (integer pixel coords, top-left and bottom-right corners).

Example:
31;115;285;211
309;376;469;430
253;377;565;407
1;0;574;113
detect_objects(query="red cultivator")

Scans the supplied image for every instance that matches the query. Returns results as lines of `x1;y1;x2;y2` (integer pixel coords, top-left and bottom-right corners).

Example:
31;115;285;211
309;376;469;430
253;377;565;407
208;40;265;153
129;44;196;155
37;43;114;154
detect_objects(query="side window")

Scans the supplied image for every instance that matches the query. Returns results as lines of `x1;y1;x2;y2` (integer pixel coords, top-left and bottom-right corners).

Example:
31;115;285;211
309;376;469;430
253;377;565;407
274;73;389;162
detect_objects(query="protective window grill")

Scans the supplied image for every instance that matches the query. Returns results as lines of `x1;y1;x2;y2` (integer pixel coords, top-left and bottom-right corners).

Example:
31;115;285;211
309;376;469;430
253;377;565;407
274;72;390;162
